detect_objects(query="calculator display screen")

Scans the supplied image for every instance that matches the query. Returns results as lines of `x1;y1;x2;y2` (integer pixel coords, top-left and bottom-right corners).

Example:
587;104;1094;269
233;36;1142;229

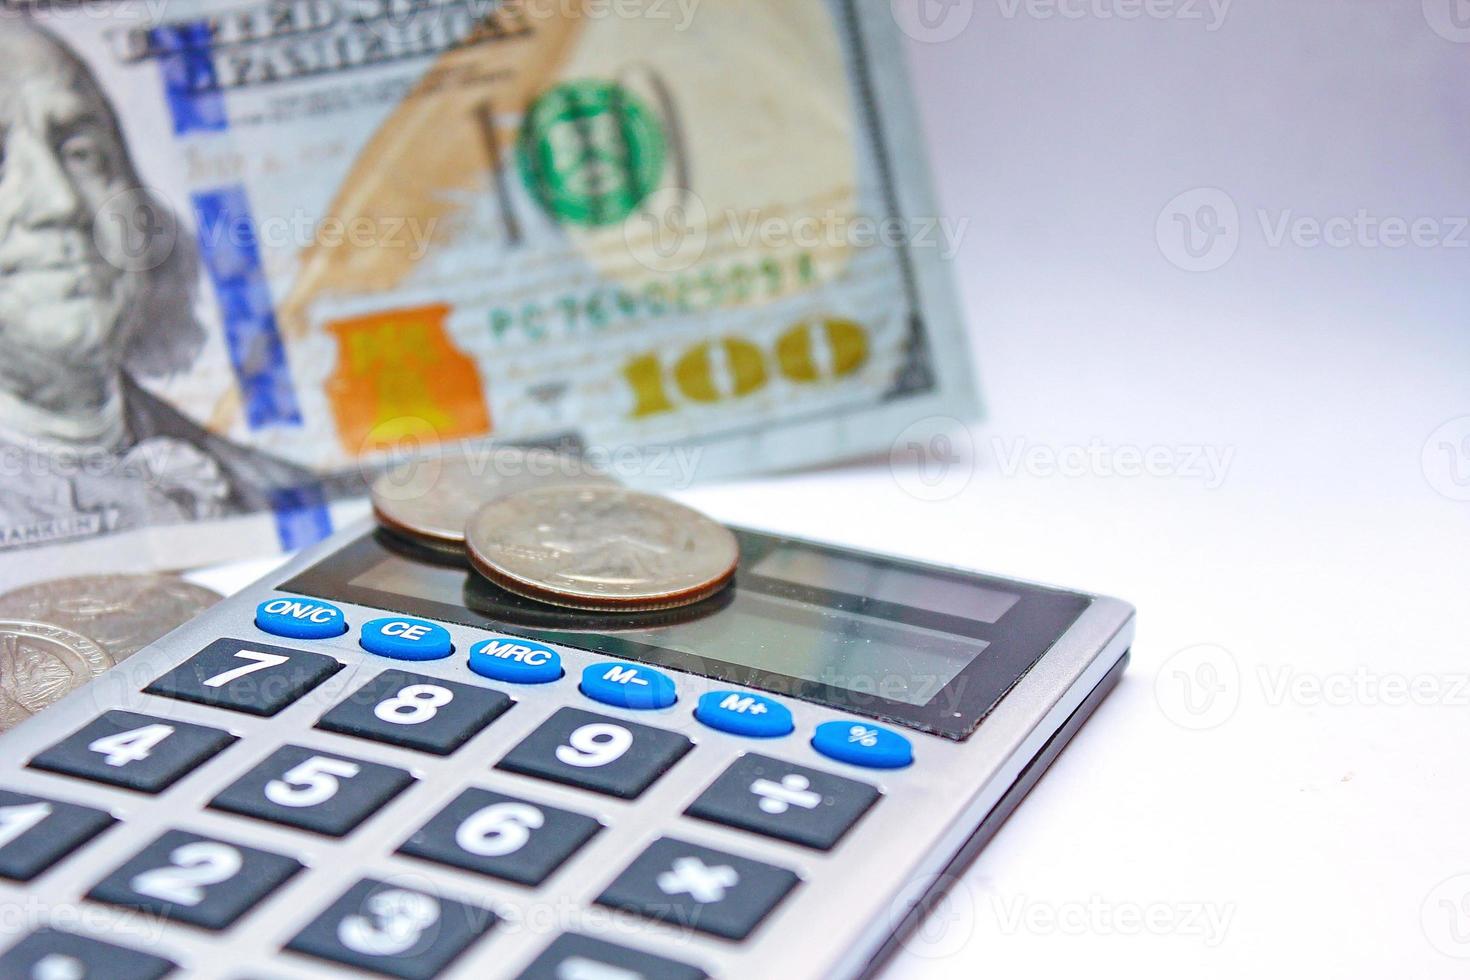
286;528;1091;740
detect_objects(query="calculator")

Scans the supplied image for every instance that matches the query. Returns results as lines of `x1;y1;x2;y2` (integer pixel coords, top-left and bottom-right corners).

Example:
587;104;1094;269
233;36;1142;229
0;521;1134;980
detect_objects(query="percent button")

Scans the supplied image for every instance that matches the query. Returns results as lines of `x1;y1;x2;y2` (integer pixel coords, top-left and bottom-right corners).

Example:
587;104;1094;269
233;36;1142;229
811;721;913;769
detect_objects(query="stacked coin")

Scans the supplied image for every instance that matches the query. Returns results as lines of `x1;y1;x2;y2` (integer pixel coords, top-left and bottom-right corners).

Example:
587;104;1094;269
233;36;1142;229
0;575;222;731
370;448;739;614
464;485;740;612
370;447;619;556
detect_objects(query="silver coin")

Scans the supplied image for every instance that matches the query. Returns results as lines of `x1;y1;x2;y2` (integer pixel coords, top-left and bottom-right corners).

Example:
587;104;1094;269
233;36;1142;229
0;621;114;732
0;574;222;663
372;447;619;548
465;485;739;611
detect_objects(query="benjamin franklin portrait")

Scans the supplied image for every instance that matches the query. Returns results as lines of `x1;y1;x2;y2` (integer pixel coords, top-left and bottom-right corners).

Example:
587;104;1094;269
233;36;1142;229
0;21;309;550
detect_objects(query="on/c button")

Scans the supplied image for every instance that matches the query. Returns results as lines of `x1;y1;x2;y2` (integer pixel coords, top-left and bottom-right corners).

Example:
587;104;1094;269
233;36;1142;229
255;597;347;640
360;617;453;661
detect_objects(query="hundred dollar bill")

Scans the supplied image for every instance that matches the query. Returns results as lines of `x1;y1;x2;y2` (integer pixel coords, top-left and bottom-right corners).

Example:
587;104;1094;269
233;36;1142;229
0;0;978;584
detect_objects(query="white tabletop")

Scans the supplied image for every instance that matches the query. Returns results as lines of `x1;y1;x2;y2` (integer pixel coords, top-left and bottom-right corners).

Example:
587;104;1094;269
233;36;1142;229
195;3;1470;977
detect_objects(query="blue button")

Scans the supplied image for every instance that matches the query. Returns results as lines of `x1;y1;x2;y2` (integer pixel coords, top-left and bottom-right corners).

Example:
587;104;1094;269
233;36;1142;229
255;596;347;640
359;617;453;661
579;662;677;710
468;637;563;684
694;691;794;738
812;721;913;769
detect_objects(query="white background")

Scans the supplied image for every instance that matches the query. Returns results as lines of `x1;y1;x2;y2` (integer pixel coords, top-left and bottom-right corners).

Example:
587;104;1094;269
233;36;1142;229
199;1;1470;976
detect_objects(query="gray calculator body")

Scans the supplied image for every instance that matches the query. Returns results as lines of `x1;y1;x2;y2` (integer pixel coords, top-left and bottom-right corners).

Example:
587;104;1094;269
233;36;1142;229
0;521;1134;979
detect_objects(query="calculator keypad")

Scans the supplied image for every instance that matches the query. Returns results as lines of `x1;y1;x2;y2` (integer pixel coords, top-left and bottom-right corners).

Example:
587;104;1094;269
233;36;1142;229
145;638;342;717
596;837;800;941
399;787;601;886
685;753;881;851
0;928;176;980
286;877;497;979
496;707;692;800
87;829;302;930
209;745;414;837
517;933;707;980
29;710;237;794
0;790;115;881
317;669;512;756
2;596;915;975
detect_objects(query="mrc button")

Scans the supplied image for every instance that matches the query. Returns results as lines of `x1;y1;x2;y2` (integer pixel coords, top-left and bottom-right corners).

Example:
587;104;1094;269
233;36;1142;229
468;637;563;684
811;721;913;769
255;597;346;640
360;617;453;661
580;662;676;710
695;691;794;738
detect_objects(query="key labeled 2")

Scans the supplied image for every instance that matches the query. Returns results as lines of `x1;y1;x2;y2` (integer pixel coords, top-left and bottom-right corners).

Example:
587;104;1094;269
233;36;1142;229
210;745;413;837
87;829;301;930
497;707;692;799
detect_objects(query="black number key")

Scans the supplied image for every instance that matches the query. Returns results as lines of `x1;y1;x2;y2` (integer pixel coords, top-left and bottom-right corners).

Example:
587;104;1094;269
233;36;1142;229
287;878;496;979
145;638;341;717
496;707;691;800
0;928;175;980
87;829;302;930
29;710;236;794
210;745;413;837
0;790;115;881
317;669;511;756
517;933;707;980
399;787;600;886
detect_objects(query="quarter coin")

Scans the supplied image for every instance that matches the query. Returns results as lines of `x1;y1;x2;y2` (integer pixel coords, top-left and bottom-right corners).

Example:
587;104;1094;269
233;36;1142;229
465;485;739;611
371;447;619;550
0;574;221;663
0;621;114;731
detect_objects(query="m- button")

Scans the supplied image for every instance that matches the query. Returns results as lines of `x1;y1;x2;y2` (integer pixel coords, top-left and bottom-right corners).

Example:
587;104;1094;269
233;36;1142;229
579;662;676;710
